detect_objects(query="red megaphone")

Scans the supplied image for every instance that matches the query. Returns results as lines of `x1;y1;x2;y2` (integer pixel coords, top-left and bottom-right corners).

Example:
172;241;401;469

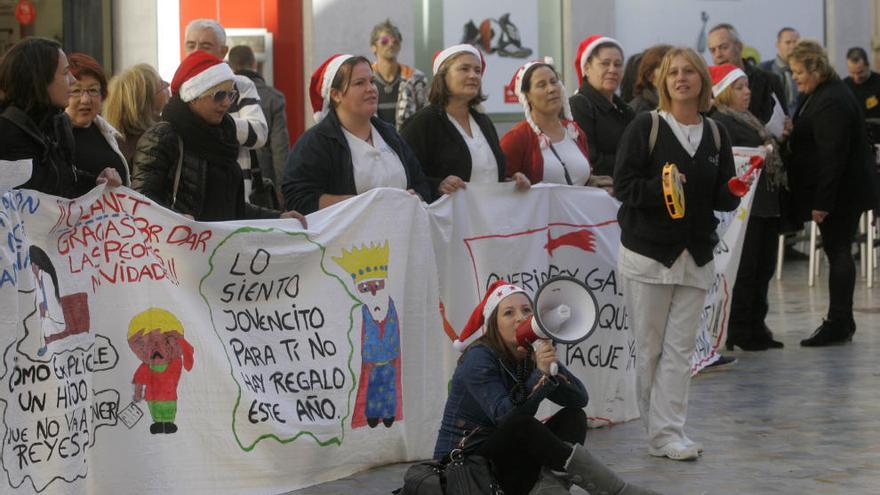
728;155;765;197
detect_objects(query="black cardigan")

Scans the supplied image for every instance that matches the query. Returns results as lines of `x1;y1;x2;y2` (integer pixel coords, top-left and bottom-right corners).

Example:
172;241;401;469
282;109;430;215
570;81;635;177
400;104;506;201
613;112;740;267
708;108;780;218
787;78;875;220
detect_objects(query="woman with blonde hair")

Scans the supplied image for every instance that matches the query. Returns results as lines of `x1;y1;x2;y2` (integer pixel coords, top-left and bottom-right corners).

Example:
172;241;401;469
614;47;739;460
104;63;170;163
787;40;875;346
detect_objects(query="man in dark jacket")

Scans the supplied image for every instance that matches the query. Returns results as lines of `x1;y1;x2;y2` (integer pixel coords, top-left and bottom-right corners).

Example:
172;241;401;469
228;45;289;189
758;27;800;115
708;23;786;124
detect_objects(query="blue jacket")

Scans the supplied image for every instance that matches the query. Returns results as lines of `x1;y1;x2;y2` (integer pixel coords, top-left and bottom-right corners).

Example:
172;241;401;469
433;343;588;460
282;109;430;214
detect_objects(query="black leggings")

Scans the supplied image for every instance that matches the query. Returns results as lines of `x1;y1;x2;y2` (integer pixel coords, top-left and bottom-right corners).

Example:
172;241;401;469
475;407;587;495
818;207;863;322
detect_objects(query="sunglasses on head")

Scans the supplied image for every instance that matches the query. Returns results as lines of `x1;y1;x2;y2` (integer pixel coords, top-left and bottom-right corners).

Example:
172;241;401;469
202;89;238;103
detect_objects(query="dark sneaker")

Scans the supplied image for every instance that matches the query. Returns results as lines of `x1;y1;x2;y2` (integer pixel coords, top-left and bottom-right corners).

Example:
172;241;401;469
701;354;737;372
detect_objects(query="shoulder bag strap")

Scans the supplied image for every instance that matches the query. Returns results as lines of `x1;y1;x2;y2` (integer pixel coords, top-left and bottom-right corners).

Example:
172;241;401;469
171;135;184;210
706;116;721;152
649;110;660;155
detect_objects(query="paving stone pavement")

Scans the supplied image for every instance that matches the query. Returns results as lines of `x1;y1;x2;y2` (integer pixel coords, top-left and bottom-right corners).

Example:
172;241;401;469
287;260;880;495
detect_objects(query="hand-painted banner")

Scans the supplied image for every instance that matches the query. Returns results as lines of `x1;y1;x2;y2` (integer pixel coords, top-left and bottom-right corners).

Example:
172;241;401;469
0;171;445;494
0;158;755;493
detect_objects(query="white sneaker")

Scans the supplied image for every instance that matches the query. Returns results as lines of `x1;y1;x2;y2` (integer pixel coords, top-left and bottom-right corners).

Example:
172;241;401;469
682;437;704;454
648;441;699;461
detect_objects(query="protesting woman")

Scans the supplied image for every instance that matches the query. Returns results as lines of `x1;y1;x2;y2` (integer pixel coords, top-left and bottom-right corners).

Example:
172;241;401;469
401;44;528;201
434;281;660;495
570;35;635;178
501;60;612;192
283;54;430;214
132;50;304;225
628;44;672;114
65;53;130;197
708;63;787;351
787;40;875;346
0;38;121;197
614;47;739;460
104;63;170;163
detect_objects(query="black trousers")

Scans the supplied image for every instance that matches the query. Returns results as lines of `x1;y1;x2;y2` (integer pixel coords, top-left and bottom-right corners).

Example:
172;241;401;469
818;207;863;322
475;407;587;495
728;216;780;340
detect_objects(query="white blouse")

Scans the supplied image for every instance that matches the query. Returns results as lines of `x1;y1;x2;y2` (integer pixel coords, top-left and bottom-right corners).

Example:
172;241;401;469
342;125;408;194
659;111;703;157
447;113;498;183
540;135;592;185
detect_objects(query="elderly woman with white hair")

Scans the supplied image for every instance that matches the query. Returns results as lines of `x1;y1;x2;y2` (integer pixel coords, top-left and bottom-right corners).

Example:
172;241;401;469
401;44;529;201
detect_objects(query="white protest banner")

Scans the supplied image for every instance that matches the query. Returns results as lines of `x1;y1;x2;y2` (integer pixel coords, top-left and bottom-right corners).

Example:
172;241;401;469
0;183;445;495
691;146;763;373
426;183;640;427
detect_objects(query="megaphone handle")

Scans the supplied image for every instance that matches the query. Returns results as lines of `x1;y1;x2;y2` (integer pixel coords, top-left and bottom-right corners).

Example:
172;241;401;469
549;361;558;376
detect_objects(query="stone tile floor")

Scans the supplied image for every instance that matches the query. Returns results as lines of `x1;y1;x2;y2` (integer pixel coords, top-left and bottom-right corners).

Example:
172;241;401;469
288;260;880;495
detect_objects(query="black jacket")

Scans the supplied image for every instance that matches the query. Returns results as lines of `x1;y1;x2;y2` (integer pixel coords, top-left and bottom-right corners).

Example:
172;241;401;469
708;108;780;218
570;81;635;177
283;109;430;214
131;121;278;221
788;78;875;220
745;63;786;122
400;104;506;201
614;112;739;267
0;105;78;198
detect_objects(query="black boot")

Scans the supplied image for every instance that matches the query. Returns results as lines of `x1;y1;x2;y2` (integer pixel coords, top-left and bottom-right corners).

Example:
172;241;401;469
757;323;784;348
149;422;163;434
800;319;854;347
725;325;768;351
367;417;379;428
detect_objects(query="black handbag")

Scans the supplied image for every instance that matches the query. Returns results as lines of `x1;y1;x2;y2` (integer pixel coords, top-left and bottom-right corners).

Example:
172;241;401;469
248;150;281;210
396;428;504;495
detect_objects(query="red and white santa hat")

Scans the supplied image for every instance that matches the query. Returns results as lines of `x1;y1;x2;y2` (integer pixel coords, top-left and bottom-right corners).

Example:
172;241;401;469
309;53;354;122
453;280;526;352
510;59;578;149
709;63;747;97
432;43;486;75
171;50;235;103
574;35;623;83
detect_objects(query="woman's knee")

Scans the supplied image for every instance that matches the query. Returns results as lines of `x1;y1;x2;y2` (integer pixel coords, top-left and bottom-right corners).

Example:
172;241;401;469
546;407;587;445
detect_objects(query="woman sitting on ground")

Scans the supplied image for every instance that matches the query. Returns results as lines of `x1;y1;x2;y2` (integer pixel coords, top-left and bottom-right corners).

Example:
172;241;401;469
434;281;660;495
283;54;430;214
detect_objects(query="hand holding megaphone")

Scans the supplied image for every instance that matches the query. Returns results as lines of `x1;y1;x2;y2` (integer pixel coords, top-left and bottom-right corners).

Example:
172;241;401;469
514;277;599;376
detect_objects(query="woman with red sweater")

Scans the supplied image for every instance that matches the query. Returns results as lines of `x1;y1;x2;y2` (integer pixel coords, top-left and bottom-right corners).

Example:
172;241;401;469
501;61;612;191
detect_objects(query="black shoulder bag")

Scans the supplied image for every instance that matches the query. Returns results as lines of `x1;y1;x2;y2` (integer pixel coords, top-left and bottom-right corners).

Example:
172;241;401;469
397;428;504;495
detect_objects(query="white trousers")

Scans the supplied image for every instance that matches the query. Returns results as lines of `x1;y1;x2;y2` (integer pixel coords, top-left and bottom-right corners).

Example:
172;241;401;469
623;276;705;449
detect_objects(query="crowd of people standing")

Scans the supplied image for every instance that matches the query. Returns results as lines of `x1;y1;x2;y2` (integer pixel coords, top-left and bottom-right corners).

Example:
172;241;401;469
2;15;878;495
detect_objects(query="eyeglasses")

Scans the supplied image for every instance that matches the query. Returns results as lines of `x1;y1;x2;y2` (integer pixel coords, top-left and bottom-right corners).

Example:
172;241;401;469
201;89;238;103
70;87;101;99
379;35;399;46
156;80;170;96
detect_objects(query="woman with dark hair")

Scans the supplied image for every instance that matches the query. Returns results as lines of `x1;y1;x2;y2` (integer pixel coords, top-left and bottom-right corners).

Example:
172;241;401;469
433;281;659;495
629;44;672;114
707;64;787;351
614;47;739;460
501;60;611;191
66;53;130;197
0;38;121;197
570;35;635;178
283;54;430;214
401;44;528;201
132;51;305;225
788;40;876;346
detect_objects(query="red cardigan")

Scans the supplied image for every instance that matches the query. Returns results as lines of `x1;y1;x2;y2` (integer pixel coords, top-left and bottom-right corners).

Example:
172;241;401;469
500;119;590;184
